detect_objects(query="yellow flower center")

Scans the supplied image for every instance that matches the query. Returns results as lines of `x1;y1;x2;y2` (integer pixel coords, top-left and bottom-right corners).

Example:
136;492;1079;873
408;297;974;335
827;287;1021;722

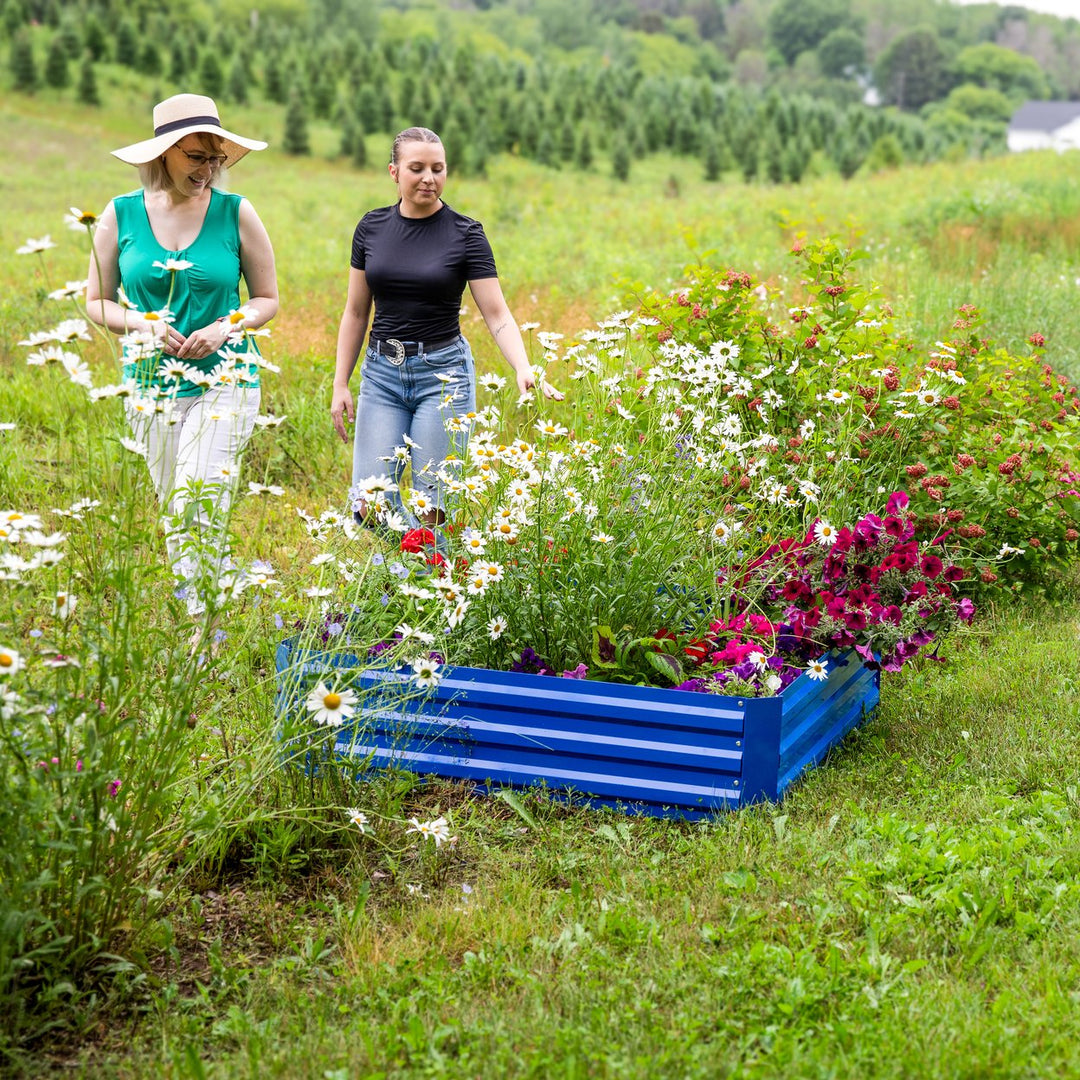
323;692;341;710
0;653;13;668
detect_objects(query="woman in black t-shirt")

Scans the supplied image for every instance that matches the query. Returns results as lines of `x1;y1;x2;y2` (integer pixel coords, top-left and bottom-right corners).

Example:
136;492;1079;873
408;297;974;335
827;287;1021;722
331;127;561;534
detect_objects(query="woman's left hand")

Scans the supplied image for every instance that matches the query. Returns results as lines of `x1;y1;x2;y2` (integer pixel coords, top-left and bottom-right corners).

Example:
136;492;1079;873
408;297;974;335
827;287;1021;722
175;319;231;361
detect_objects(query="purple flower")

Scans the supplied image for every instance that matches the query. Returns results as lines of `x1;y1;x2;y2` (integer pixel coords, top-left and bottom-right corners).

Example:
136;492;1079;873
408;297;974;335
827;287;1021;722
676;678;707;692
561;663;588;679
886;491;909;515
511;646;549;675
957;598;976;623
108;779;122;798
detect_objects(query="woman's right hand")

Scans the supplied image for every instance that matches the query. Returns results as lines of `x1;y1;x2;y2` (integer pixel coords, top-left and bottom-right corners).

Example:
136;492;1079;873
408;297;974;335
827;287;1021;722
331;384;354;442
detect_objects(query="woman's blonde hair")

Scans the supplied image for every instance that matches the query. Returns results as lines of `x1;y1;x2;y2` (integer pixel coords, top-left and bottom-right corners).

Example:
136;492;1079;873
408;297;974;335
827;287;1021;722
391;127;443;165
138;132;229;192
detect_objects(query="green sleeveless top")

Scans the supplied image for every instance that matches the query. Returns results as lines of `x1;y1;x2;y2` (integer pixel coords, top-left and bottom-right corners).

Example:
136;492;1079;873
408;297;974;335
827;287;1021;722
114;188;260;398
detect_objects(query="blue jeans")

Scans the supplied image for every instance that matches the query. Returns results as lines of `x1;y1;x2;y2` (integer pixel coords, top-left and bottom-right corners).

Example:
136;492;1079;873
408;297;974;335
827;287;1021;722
351;335;476;530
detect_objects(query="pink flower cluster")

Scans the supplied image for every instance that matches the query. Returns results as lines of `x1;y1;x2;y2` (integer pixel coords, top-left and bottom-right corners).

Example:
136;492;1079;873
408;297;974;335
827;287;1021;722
759;491;975;674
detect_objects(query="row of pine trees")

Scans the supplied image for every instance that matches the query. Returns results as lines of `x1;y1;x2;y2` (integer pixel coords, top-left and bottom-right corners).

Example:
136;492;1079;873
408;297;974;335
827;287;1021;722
4;0;1003;183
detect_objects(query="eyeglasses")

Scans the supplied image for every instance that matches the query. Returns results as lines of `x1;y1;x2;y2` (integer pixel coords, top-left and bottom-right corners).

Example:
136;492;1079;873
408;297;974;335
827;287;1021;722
177;148;227;169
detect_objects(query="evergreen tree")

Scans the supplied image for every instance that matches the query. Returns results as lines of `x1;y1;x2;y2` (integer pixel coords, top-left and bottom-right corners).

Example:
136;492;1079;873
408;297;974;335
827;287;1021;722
10;29;37;93
58;12;80;58
612;136;631;181
783;137;807;183
264;61;286;105
212;26;234;62
137;40;161;76
536;130;559;169
703;131;728;182
352;119;368;168
44;31;68;88
559;121;575;163
575;129;594;171
114;18;138;68
397;74;416;120
465;130;489;178
338;111;355;158
77;51;99;106
226;56;248;104
831;133;863;178
283;90;310;156
673;107;698;156
441;120;464;175
2;0;26;36
311;69;335;119
356;84;380;131
759;124;785;184
198;51;224;99
168;42;186;83
83;13;107;61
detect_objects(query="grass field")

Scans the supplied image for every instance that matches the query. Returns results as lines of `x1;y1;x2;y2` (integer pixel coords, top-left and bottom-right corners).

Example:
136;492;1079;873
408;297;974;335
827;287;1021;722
2;82;1080;1078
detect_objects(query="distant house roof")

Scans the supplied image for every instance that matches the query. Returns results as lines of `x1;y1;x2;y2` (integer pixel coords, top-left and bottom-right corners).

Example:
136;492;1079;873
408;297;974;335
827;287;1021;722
1010;101;1080;131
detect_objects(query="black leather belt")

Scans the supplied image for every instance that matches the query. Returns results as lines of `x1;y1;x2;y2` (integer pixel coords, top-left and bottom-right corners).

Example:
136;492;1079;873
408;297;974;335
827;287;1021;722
370;335;460;365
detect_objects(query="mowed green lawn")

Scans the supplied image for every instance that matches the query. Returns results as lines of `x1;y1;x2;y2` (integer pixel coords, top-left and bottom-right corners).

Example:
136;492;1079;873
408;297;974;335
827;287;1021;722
2;85;1080;1078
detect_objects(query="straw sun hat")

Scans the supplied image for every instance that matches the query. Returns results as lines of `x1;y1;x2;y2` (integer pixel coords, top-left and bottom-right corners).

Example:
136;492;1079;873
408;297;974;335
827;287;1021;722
112;93;267;168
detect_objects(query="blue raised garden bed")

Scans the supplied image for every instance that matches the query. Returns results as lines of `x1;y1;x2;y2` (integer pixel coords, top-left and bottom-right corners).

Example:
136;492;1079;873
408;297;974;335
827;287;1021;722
275;642;879;819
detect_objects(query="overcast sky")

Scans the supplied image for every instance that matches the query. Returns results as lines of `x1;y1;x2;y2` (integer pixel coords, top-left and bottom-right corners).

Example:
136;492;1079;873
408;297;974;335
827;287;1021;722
952;0;1080;17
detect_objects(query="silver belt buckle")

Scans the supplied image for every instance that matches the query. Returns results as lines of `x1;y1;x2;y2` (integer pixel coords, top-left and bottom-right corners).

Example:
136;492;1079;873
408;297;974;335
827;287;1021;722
385;338;406;366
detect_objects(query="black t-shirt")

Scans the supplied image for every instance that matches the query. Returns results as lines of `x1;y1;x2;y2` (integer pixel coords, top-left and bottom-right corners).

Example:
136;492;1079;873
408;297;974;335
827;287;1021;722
350;202;498;342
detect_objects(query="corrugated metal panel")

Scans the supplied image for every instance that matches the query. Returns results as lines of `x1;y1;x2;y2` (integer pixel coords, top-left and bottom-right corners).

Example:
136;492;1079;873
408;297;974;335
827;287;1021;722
276;642;878;817
777;650;880;796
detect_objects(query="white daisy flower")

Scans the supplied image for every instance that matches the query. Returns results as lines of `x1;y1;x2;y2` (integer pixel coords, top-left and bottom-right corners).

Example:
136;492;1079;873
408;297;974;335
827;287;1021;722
411;656;443;690
16;235;56;255
305;682;357;726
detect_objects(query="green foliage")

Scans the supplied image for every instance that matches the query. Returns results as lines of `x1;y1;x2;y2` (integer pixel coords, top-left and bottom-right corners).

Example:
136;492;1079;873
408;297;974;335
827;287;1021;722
43;32;68;89
817;25;865;79
953;41;1049;103
198;50;225;99
9;29;37;93
944;83;1014;124
226;55;249;104
136;39;161;77
863;132;904;173
76;51;99;107
82;12;107;62
611;136;631;181
2;0;25;36
768;0;853;67
282;90;311;155
114;18;138;68
575;129;594;171
875;26;950;111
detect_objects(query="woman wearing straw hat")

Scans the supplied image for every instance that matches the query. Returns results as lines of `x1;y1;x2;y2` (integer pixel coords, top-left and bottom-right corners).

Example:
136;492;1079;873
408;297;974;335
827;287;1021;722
85;93;278;614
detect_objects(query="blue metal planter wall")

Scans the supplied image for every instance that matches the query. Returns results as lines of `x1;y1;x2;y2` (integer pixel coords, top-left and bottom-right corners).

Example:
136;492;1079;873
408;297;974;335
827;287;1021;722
275;643;879;819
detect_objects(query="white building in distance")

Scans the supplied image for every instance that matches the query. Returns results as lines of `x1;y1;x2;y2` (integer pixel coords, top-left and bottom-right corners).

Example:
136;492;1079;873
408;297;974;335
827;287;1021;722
1008;101;1080;151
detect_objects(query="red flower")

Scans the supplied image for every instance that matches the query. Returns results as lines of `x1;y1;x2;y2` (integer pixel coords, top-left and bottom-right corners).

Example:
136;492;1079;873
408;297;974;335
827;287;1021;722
401;528;438;553
920;554;944;579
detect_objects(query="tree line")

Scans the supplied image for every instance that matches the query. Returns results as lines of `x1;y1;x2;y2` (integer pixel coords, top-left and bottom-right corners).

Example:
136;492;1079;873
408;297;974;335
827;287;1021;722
4;0;1071;183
